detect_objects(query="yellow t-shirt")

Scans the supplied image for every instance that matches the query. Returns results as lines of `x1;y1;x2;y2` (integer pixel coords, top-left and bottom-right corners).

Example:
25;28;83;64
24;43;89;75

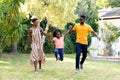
73;23;93;45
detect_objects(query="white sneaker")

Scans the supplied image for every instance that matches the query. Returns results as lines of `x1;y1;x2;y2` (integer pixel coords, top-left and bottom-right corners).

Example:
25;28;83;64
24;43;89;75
75;69;80;73
34;71;39;74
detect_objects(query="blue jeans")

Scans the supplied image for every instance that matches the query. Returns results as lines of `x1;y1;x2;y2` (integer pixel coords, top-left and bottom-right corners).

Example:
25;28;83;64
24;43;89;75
76;43;88;69
54;48;64;61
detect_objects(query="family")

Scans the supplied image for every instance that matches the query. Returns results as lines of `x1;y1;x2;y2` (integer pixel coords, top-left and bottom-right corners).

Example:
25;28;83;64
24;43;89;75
24;15;100;73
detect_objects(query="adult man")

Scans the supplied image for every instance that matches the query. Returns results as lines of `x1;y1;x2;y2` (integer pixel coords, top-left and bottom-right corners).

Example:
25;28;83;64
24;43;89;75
69;15;100;73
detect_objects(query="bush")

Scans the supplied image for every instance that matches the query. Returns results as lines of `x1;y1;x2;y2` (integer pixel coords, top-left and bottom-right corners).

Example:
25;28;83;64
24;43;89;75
64;22;76;53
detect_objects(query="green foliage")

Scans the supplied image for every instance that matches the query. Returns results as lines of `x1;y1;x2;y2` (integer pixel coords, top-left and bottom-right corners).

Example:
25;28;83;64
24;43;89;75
108;0;120;7
102;23;120;43
64;22;76;53
74;0;98;47
39;17;57;53
101;23;120;55
0;0;108;54
17;16;32;53
0;0;27;52
2;16;31;53
26;0;79;29
75;0;98;32
96;0;120;8
96;0;109;9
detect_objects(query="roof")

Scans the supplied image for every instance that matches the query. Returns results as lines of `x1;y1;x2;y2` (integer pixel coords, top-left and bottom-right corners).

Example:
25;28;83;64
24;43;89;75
101;8;120;17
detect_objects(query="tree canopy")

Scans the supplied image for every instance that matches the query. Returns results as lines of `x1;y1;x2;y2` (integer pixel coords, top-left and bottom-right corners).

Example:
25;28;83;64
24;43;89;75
0;0;120;54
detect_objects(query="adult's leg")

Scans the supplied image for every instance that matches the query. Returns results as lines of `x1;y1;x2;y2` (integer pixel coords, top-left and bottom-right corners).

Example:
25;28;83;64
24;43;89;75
59;49;64;61
54;49;59;61
34;60;38;72
39;60;41;69
80;45;88;67
76;43;82;69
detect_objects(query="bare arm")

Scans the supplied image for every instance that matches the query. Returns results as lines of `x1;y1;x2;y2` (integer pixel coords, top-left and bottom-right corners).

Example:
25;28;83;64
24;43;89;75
92;31;100;41
69;25;75;34
64;30;70;38
40;29;50;36
50;40;54;43
25;29;32;50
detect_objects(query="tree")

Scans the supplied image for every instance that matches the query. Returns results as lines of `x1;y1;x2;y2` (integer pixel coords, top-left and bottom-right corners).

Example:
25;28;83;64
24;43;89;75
108;0;120;7
26;0;79;29
95;0;109;9
25;0;79;53
0;0;27;54
96;0;120;9
101;23;120;56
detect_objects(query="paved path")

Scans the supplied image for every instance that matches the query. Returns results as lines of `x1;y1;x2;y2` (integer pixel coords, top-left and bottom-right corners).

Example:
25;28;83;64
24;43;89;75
87;56;120;63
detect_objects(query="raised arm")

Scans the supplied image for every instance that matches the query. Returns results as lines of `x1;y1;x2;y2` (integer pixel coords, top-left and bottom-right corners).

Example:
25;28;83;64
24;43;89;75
64;30;70;38
25;29;32;50
48;35;54;43
40;28;50;36
50;39;54;43
69;25;75;34
92;31;100;41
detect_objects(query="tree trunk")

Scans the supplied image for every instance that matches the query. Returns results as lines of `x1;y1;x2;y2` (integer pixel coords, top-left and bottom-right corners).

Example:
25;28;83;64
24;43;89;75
0;49;2;57
41;18;50;50
108;44;113;56
11;41;18;54
104;43;112;56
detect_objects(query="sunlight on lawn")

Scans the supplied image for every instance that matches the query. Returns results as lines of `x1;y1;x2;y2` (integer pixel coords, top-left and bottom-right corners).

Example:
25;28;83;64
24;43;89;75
0;54;120;80
0;61;10;64
47;57;74;63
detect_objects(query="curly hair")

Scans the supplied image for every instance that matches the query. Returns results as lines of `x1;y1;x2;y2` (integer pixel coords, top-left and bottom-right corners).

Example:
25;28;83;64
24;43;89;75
53;29;62;37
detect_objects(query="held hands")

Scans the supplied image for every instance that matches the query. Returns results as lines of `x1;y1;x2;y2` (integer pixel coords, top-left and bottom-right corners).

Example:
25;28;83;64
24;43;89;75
47;33;52;37
69;25;73;30
68;25;73;33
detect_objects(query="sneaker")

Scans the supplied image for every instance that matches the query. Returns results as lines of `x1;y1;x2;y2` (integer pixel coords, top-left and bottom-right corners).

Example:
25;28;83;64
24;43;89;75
75;69;80;73
80;64;83;69
34;71;39;74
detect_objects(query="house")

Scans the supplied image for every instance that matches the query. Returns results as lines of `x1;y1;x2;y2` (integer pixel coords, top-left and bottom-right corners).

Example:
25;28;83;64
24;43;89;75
97;8;120;57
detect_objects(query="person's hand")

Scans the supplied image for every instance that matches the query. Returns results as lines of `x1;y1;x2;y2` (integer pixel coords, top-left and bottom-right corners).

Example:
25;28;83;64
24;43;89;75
97;36;101;41
24;45;28;50
47;33;52;37
69;25;73;30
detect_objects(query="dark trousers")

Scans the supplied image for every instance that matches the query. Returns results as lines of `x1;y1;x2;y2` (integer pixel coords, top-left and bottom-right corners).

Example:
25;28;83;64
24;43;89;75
76;43;88;69
54;48;64;61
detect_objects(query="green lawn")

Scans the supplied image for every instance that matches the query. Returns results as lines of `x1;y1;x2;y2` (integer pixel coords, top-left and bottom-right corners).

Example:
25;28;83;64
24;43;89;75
0;54;120;80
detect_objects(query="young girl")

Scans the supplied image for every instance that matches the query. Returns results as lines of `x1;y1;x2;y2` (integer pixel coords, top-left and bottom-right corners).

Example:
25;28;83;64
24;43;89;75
25;18;50;73
51;29;70;61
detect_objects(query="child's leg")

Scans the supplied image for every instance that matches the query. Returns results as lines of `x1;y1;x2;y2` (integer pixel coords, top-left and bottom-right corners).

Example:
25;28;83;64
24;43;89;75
39;60;41;69
54;49;59;61
34;60;38;72
59;49;64;61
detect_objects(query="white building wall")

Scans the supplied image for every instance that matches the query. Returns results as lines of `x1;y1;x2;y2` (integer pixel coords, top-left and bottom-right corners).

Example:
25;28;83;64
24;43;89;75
96;8;120;56
98;18;120;56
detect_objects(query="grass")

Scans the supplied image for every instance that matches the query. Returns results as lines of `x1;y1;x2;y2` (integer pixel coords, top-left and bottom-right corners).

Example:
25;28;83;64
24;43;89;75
0;54;120;80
